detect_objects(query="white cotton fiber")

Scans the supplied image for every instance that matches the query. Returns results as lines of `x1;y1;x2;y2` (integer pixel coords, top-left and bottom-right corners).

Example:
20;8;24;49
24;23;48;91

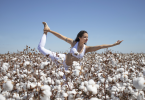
40;85;52;100
90;97;101;100
40;61;49;69
72;70;80;76
0;94;5;100
23;61;30;67
1;63;10;72
133;77;145;90
63;92;68;97
117;68;124;73
88;79;95;85
3;80;13;91
58;71;64;77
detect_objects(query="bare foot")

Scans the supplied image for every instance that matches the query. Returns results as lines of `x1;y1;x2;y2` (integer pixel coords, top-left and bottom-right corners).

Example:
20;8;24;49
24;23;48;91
42;22;50;32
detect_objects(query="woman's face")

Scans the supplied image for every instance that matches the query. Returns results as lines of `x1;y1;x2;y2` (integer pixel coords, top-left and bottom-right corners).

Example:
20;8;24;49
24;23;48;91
79;33;88;43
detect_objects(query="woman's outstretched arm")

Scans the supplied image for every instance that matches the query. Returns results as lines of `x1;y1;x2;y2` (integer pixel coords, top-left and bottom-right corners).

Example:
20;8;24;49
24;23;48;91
85;40;123;53
48;30;74;46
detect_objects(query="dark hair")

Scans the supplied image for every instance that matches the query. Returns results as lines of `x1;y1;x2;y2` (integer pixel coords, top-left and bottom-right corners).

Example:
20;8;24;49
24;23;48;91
74;30;88;45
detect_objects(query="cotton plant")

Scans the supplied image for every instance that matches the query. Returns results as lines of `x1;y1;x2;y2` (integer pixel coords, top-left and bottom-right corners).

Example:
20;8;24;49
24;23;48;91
1;47;145;99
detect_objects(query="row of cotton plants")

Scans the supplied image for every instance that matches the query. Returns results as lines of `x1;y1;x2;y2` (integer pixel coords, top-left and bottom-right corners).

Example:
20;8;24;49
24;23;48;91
0;46;145;100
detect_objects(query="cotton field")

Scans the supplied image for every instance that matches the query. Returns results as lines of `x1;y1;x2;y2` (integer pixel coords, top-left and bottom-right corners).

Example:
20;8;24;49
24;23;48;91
0;46;145;100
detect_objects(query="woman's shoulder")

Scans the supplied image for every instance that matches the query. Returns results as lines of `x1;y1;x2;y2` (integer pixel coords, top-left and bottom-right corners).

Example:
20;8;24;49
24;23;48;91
71;40;77;47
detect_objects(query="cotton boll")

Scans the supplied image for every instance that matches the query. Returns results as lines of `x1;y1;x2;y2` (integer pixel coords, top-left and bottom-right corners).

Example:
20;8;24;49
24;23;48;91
116;83;120;88
40;72;47;77
130;73;136;80
27;82;37;89
75;98;83;100
23;61;30;67
71;89;77;95
129;91;138;100
137;91;144;100
1;63;10;72
84;81;88;86
3;80;13;91
52;71;55;75
95;84;99;89
81;82;84;86
68;94;74;100
90;97;101;100
55;98;62;100
111;92;116;99
108;77;112;82
41;85;51;91
23;69;27;73
75;65;81;70
63;92;68;97
0;94;6;100
111;86;117;92
56;80;61;85
40;85;52;100
51;80;54;85
3;76;8;82
13;93;20;99
72;70;80;77
47;77;51;84
111;58;117;66
83;87;88;93
40;95;51;100
123;71;128;75
2;91;10;98
91;67;95;72
100;78;105;83
88;79;95;85
92;87;97;95
133;77;145;90
120;74;128;82
7;73;11;78
87;85;93;92
73;61;80;66
58;71;64;77
79;85;85;90
117;68;124;73
40;61;49;69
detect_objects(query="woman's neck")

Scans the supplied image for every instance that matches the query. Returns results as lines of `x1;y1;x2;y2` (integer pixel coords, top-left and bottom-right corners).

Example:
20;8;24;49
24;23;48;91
78;41;84;48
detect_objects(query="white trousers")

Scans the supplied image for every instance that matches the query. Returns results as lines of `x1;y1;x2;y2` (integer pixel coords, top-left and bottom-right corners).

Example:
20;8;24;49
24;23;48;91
37;34;69;70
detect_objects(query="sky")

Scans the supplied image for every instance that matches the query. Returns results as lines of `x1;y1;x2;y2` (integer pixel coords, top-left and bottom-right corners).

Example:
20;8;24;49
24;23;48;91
0;0;145;54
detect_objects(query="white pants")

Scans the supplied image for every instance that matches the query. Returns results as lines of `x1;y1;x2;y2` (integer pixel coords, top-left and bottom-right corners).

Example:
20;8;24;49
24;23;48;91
37;34;70;70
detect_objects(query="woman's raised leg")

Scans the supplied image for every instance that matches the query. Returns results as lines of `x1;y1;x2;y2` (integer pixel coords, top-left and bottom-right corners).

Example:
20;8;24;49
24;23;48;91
37;22;59;62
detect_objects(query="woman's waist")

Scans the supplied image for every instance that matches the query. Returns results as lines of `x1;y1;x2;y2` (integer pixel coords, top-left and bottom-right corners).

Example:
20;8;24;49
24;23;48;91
65;53;80;62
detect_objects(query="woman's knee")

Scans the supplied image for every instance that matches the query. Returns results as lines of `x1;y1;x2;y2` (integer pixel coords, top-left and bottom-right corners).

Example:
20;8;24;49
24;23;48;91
37;45;42;53
37;46;47;55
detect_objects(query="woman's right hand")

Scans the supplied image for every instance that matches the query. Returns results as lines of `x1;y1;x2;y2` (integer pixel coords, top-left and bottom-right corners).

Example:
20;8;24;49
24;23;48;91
114;40;123;45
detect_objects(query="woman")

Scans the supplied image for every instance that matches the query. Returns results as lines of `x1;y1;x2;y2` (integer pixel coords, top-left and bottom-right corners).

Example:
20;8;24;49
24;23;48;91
38;22;123;70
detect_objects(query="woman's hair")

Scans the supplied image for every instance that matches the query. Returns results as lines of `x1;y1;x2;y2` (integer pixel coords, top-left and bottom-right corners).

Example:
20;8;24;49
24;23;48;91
74;30;88;45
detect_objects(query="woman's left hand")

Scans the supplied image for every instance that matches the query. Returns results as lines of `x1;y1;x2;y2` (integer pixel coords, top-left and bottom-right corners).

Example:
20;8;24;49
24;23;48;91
114;40;123;45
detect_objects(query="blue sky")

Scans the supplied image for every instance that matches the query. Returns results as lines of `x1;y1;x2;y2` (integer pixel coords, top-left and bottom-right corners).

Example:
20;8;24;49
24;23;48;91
0;0;145;54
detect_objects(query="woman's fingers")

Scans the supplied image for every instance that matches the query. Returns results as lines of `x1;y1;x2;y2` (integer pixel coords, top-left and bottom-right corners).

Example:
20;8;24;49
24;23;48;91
115;40;123;45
